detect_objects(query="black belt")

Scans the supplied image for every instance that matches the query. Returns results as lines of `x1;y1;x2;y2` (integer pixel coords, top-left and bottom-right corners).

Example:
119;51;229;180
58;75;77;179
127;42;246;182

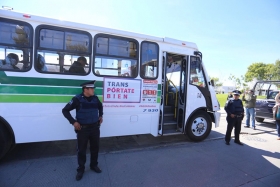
80;121;99;128
235;114;243;118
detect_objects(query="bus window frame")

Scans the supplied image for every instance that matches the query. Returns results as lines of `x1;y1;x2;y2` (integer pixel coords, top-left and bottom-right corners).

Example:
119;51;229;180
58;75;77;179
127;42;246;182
0;18;33;72
140;41;159;80
35;25;92;75
93;33;139;78
189;55;208;88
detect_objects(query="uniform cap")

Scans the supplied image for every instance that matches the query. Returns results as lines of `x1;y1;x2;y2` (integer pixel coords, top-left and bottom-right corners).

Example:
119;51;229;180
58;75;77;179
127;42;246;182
232;90;241;95
80;80;95;88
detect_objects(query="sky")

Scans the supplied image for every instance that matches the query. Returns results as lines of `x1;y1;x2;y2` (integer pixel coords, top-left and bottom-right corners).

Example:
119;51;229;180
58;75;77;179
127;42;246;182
1;0;280;85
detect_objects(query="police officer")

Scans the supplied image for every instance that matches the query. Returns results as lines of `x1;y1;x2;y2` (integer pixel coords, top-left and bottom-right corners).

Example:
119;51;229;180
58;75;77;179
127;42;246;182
224;90;244;145
62;80;103;181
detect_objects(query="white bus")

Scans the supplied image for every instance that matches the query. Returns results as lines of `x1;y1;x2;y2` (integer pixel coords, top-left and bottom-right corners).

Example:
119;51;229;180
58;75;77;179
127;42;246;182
0;8;221;159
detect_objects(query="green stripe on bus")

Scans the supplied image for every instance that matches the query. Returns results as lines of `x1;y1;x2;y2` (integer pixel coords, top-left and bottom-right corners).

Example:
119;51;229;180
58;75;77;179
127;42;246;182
157;97;161;103
0;95;103;103
0;71;103;87
0;85;103;95
0;94;160;103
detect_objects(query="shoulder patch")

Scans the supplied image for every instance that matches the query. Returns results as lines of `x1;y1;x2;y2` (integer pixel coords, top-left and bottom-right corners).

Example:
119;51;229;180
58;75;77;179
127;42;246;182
68;100;73;105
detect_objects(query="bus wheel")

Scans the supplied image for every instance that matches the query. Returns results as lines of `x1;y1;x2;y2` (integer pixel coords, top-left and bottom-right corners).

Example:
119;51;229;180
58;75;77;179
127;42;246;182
0;123;13;160
186;111;212;141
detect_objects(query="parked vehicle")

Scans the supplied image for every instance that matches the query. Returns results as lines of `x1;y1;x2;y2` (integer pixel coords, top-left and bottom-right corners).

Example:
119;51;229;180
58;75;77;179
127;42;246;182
0;8;221;159
254;81;280;122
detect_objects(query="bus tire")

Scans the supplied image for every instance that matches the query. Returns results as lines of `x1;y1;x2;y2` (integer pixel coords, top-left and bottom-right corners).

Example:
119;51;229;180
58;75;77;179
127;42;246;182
186;111;212;141
0;122;13;160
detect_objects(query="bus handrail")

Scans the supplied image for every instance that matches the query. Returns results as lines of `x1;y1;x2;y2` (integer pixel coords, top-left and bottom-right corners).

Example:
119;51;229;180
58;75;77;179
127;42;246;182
166;80;178;118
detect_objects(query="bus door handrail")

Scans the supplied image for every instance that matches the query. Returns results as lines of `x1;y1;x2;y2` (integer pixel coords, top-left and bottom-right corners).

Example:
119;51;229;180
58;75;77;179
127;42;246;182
166;80;178;118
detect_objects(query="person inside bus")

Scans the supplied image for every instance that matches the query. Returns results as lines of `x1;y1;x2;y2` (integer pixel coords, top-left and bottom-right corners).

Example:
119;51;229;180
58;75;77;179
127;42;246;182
21;60;30;70
37;54;48;72
95;70;100;75
0;53;20;70
69;56;88;74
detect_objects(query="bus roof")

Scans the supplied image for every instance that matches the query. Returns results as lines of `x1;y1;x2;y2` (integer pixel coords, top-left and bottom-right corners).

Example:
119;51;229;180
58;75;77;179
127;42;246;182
0;8;198;50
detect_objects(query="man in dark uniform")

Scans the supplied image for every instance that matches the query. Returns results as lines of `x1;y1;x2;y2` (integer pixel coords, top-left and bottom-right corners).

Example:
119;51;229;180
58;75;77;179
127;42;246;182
224;90;244;145
62;80;103;181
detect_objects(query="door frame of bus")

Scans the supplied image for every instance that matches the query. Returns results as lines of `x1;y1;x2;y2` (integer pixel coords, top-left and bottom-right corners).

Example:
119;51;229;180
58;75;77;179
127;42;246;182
159;52;187;135
176;56;187;132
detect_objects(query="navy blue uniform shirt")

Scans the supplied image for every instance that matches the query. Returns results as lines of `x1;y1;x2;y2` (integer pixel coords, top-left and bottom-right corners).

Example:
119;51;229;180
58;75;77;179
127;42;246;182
224;98;244;115
62;93;103;125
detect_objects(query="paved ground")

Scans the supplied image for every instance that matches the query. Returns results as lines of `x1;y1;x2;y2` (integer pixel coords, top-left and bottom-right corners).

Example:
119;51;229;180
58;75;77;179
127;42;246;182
0;110;279;187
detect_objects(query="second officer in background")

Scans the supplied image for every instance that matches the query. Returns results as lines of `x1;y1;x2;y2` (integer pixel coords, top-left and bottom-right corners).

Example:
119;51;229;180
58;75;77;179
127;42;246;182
224;90;245;145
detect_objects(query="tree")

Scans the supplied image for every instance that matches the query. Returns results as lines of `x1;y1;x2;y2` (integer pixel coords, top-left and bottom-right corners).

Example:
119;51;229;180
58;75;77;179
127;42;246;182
228;74;242;89
244;62;274;82
271;59;280;80
210;77;223;91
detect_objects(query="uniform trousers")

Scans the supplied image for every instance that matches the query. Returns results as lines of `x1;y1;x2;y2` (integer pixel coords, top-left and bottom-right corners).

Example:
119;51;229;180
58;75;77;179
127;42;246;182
76;126;100;173
225;116;242;143
245;108;255;127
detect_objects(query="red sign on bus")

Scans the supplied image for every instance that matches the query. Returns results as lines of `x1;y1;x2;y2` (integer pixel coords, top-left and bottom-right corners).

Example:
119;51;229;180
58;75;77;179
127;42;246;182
143;90;157;95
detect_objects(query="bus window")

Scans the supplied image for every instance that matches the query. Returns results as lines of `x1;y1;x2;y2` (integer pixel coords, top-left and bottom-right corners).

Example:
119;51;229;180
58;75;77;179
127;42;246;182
95;56;136;77
94;34;138;78
140;41;159;79
189;56;206;88
36;26;92;74
0;19;32;72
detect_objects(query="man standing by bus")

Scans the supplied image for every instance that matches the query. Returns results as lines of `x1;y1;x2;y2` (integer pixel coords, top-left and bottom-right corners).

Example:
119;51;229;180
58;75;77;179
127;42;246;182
224;90;244;145
62;80;103;181
242;89;257;130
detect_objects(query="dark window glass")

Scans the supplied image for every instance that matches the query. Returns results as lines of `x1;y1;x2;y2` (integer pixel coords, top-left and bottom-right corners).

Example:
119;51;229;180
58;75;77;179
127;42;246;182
189;56;206;87
109;38;130;57
36;27;91;75
0;22;30;46
96;37;137;58
39;29;90;52
94;35;138;77
65;32;89;52
96;37;108;54
0;19;32;72
39;29;64;50
140;42;159;79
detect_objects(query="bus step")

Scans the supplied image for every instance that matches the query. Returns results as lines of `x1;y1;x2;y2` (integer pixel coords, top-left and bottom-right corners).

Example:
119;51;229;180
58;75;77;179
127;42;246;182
163;114;175;121
164;106;174;113
162;129;182;135
163;123;177;131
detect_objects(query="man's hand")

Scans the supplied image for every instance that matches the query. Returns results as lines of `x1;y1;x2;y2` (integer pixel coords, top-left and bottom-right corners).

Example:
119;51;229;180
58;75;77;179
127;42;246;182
99;117;103;124
230;114;235;118
73;122;81;130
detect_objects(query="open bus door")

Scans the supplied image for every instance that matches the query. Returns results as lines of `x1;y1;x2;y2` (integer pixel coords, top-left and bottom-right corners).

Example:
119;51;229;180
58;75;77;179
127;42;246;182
159;52;187;135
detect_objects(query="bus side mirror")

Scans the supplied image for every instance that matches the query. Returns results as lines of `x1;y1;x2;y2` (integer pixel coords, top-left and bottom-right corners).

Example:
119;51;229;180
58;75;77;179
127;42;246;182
211;79;214;86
